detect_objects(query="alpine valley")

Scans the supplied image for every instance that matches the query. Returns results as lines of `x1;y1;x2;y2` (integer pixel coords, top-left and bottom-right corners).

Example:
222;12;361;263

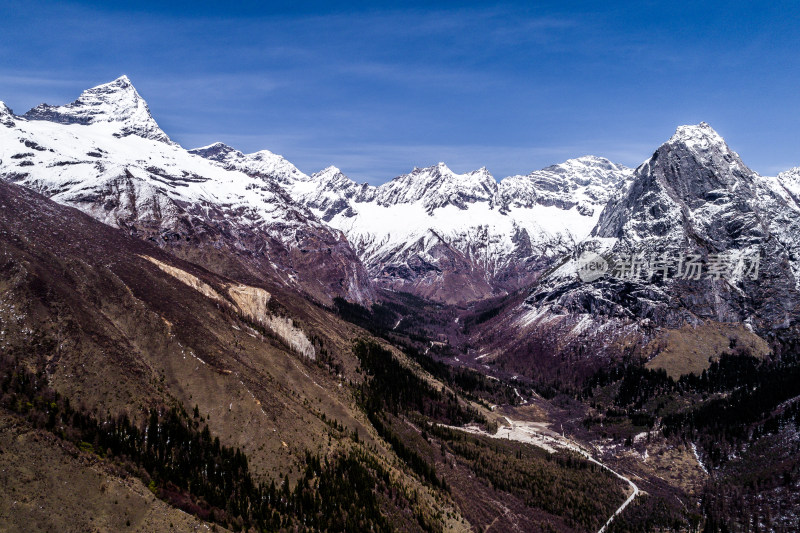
2;77;799;532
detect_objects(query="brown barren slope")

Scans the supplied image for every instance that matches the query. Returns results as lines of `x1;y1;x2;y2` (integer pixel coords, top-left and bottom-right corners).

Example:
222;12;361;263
0;179;467;530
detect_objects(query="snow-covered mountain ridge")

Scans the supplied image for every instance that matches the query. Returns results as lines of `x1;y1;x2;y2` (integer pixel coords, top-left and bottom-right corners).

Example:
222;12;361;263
0;76;374;305
312;157;632;303
196;140;633;302
5;76;798;311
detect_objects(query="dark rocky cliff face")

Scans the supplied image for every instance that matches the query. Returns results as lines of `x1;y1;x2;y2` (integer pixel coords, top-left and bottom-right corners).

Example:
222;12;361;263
472;124;800;384
530;123;800;331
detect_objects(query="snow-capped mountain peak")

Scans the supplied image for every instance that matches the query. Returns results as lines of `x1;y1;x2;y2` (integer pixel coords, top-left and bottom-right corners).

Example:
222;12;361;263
376;162;498;212
510;121;800;367
0;101;14;127
21;75;173;144
298;166;368;220
189;141;241;160
775;166;800;207
669;121;726;150
314;165;344;178
541;155;629;185
499;156;632;213
307;165;360;193
778;166;800;184
243;156;630;303
407;162;493;185
311;166;357;189
0;76;377;305
660;122;753;182
593;122;761;243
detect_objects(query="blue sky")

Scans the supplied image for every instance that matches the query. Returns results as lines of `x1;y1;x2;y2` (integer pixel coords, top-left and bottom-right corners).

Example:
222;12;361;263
1;1;799;184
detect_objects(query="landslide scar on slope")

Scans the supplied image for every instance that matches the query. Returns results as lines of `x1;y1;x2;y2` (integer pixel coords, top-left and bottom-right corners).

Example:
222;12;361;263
140;255;315;359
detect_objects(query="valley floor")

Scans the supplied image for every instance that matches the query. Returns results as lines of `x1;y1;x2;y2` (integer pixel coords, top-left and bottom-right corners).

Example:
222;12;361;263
444;414;640;533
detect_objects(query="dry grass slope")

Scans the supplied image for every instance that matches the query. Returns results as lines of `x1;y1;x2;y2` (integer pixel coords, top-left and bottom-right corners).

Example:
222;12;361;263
645;322;770;379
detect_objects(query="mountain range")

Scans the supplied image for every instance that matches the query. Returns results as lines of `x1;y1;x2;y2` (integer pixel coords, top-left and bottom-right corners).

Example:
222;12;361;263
2;76;800;532
191;134;632;304
5;77;799;342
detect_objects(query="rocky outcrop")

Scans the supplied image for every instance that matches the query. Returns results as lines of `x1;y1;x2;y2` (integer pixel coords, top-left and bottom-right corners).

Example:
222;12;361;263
259;315;315;359
227;284;271;322
0;101;15;128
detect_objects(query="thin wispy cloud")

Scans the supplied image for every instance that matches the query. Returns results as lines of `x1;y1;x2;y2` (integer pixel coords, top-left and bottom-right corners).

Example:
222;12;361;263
0;74;90;87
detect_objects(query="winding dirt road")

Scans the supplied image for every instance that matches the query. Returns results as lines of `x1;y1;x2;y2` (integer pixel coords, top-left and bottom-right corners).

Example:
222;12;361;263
448;416;640;533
